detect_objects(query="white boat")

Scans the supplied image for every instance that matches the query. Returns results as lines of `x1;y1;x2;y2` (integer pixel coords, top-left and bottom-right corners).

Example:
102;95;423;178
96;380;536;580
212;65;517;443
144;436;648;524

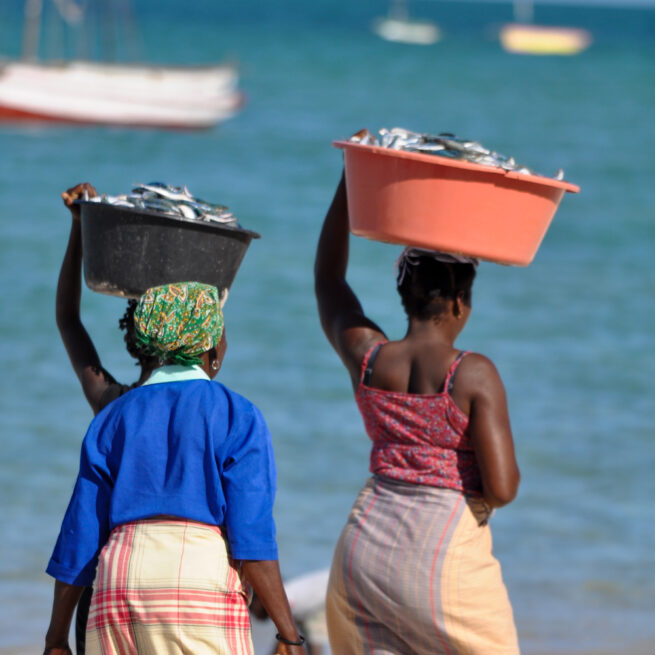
0;60;242;129
500;0;592;56
372;0;441;46
0;0;243;129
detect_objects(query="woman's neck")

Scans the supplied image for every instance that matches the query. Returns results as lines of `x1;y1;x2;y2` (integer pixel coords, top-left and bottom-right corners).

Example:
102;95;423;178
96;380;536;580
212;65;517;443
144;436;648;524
405;316;459;346
136;364;158;386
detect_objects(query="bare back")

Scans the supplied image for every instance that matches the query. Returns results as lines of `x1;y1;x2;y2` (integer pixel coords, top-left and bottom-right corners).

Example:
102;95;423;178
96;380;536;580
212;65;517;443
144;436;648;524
365;338;484;418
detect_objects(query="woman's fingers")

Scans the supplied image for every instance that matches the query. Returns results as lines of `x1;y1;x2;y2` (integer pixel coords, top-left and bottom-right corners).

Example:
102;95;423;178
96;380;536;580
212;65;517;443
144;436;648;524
83;183;98;198
61;182;97;207
61;183;97;221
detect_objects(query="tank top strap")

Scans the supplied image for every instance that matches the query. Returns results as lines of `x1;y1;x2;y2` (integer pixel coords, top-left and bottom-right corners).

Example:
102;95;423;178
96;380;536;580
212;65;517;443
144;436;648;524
359;340;387;385
443;350;471;394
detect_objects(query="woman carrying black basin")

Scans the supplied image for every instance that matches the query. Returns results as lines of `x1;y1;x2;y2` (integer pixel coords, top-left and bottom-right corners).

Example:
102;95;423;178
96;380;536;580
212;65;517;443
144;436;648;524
48;184;306;655
55;182;158;653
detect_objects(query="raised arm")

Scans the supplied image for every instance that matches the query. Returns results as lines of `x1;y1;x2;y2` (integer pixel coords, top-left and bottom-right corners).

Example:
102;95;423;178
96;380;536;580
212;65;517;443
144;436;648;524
314;172;386;386
456;354;521;508
57;183;116;414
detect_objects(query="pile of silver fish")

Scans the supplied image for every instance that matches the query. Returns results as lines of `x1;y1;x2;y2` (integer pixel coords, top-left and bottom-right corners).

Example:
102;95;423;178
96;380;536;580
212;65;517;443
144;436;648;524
88;182;238;226
350;127;565;180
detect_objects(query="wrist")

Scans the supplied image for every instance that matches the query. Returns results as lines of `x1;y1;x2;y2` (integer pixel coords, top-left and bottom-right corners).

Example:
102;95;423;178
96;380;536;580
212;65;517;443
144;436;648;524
45;626;69;648
275;633;305;646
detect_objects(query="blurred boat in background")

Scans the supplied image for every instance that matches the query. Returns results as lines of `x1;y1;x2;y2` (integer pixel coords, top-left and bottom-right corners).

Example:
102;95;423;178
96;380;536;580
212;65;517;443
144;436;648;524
372;0;441;46
0;61;242;129
500;0;592;55
0;0;243;129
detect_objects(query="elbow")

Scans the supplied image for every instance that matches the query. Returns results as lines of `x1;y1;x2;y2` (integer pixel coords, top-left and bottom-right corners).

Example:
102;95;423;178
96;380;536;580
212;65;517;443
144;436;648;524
313;267;323;293
484;491;516;509
313;263;326;295
55;297;78;330
314;260;338;290
55;311;69;333
55;308;67;329
314;272;345;305
55;310;77;333
483;470;520;508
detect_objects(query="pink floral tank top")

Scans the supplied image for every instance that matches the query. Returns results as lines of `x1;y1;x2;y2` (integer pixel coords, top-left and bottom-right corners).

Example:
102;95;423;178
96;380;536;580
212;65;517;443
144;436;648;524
355;341;482;495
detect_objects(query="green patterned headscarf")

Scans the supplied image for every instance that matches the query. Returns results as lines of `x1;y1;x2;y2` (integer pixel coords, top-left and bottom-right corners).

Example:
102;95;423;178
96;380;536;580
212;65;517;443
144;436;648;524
133;282;224;366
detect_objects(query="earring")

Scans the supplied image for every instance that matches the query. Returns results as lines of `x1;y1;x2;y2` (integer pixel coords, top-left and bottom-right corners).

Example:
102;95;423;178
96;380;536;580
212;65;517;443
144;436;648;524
211;360;219;371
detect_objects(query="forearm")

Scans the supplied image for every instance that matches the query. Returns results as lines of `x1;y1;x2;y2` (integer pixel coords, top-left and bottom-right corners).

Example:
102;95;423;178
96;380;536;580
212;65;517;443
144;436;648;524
55;220;83;329
314;173;369;336
241;560;304;652
314;173;350;286
44;580;85;652
55;218;105;397
313;173;386;369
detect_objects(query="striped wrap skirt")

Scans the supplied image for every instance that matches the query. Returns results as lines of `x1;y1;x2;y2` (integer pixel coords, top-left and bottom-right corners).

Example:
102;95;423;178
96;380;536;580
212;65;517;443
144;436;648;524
326;476;520;655
86;518;254;655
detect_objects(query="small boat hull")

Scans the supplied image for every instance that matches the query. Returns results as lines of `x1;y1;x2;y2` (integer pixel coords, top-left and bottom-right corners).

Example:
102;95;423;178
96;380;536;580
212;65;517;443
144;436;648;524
0;61;243;129
372;17;440;46
500;23;592;56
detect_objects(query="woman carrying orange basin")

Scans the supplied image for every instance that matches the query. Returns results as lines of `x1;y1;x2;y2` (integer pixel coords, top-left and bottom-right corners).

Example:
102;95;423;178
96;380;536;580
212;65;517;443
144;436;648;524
314;171;521;655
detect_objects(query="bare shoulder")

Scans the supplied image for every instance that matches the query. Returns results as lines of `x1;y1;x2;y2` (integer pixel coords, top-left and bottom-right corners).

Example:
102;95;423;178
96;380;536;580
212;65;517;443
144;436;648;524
97;381;131;414
456;352;506;397
337;325;387;386
460;352;501;376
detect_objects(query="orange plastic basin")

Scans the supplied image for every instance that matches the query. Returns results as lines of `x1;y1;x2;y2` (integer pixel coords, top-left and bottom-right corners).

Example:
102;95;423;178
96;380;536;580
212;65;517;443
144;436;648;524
334;140;579;266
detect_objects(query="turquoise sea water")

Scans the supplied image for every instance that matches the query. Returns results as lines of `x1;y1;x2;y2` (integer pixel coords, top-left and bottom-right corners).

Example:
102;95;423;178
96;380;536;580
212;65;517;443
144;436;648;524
1;1;654;652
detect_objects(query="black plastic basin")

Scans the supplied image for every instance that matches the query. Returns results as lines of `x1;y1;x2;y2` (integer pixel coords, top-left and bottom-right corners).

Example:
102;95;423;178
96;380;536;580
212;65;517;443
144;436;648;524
79;201;260;298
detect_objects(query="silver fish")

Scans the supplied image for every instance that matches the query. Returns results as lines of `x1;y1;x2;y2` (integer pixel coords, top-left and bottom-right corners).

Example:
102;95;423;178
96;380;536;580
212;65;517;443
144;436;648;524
350;127;566;181
176;203;200;219
134;182;194;202
88;183;240;227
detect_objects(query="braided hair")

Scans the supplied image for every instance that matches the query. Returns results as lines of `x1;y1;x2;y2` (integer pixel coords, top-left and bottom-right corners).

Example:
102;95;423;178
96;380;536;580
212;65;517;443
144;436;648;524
397;255;476;321
118;299;157;368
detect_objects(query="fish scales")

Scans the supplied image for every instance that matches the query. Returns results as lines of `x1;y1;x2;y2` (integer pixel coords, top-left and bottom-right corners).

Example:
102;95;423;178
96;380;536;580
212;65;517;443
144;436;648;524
350;128;564;180
87;182;239;227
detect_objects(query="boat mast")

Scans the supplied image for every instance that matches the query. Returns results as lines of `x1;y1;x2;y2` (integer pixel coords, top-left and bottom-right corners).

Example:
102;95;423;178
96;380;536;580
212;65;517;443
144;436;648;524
22;0;43;60
514;0;534;24
389;0;409;22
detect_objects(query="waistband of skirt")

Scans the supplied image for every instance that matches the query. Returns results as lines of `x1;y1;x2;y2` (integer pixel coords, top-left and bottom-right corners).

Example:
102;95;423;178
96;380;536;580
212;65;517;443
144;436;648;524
371;473;474;495
370;475;493;523
112;516;223;535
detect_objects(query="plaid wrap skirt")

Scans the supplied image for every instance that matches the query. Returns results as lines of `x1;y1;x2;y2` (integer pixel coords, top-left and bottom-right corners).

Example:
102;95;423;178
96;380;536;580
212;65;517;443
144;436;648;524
86;518;253;655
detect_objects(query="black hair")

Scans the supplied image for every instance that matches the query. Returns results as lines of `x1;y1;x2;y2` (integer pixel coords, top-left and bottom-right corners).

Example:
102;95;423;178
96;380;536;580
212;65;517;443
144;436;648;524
118;299;158;368
397;256;476;321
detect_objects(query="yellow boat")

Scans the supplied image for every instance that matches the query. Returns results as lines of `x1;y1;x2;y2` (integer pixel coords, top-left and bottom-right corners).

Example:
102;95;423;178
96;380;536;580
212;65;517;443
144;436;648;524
500;0;592;56
500;23;592;56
